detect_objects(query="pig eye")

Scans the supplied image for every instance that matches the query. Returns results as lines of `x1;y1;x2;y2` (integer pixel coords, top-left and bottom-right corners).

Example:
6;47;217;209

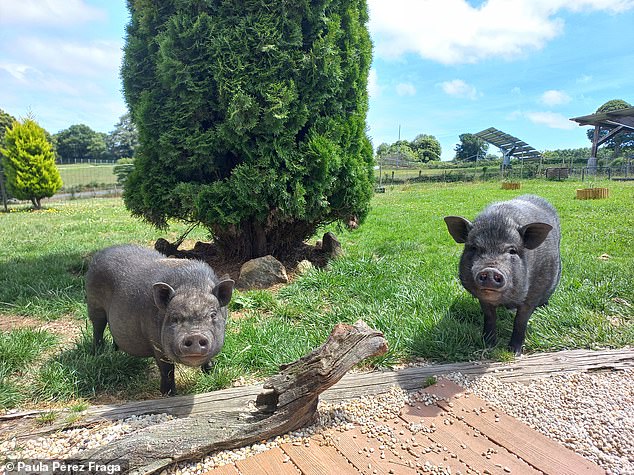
508;248;518;255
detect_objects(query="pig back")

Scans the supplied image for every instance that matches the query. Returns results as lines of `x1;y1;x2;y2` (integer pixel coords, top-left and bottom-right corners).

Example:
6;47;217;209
481;195;560;233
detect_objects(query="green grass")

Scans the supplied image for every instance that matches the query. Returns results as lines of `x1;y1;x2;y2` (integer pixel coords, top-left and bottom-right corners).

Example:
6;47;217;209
0;328;58;408
0;180;632;406
57;163;117;189
33;331;153;402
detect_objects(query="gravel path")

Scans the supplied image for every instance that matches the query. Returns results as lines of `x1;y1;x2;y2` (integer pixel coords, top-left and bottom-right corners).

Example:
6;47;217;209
1;369;632;474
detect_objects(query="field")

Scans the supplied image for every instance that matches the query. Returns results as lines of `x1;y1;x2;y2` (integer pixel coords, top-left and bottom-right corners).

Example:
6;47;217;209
57;163;117;189
1;180;633;409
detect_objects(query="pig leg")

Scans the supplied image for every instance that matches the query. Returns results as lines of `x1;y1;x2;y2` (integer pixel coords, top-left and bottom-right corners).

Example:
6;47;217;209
89;305;108;353
480;302;498;347
508;304;535;356
154;354;176;396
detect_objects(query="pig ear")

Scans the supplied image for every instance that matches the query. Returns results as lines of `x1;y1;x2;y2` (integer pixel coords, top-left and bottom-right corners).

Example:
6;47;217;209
444;216;472;243
153;282;175;310
213;279;235;307
520;223;553;250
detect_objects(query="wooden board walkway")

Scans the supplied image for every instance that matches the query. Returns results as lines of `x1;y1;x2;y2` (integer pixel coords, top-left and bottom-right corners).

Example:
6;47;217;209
201;378;605;475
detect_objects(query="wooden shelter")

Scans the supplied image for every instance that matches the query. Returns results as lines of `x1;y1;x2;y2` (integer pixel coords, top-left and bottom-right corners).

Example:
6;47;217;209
570;106;634;169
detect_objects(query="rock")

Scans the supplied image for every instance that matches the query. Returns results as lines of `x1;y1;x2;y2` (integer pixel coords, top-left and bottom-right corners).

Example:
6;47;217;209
322;232;343;258
237;255;288;289
296;260;314;275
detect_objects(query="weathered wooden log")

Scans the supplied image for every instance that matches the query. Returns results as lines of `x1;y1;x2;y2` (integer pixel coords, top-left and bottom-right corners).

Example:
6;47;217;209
4;347;633;442
76;320;387;474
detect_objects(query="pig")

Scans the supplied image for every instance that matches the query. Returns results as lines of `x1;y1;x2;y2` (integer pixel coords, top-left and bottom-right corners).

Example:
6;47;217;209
444;195;561;356
85;244;234;395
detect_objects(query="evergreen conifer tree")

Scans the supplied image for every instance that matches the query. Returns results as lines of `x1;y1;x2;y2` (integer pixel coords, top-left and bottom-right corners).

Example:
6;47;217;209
1;117;63;209
122;0;374;258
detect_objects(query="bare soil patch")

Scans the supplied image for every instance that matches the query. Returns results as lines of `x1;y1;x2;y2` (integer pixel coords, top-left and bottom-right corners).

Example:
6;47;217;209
155;238;332;283
0;314;83;346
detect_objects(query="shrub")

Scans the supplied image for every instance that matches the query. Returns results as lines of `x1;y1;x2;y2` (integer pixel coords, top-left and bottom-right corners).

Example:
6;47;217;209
1;117;63;209
122;0;374;258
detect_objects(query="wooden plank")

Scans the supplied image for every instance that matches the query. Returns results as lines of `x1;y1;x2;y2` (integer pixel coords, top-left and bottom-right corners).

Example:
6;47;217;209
235;447;300;475
400;402;539;474
374;414;471;473
427;379;605;475
281;441;358;474
201;463;239;475
328;427;416;475
6;348;633;440
324;348;634;402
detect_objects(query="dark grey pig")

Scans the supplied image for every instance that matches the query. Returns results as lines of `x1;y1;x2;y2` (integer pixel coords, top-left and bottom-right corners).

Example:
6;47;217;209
444;195;561;355
86;244;234;395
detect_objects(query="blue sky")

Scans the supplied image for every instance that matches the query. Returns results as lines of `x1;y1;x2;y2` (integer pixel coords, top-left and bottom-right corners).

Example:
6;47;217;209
1;1;633;161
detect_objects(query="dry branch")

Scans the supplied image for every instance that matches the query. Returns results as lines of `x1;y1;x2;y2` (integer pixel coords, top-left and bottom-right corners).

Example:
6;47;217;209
76;320;387;474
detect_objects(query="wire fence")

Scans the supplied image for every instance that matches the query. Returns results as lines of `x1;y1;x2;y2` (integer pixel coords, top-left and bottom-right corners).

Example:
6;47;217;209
375;163;634;186
5;160;632;206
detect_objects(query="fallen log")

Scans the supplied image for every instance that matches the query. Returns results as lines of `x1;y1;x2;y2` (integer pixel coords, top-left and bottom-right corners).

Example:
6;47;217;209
76;320;388;474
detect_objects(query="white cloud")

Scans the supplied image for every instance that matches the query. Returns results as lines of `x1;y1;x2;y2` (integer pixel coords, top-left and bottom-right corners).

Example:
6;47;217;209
368;0;634;64
440;79;479;100
540;89;571;106
368;68;381;98
396;82;416;96
0;0;104;26
17;37;123;78
576;74;593;84
526;111;577;129
0;63;36;81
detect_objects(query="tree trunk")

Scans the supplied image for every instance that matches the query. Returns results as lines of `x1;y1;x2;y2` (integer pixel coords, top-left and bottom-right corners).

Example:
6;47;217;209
77;320;387;474
213;216;318;260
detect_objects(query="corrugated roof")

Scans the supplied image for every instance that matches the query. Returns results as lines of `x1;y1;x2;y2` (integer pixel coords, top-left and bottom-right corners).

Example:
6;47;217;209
474;127;542;160
570;106;634;130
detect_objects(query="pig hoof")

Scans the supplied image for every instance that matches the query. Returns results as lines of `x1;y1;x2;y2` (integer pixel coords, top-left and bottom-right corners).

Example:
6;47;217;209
508;345;523;357
202;360;215;374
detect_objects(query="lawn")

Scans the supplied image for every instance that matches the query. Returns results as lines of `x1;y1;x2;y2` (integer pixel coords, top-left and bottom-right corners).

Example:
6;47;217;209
0;180;633;408
57;163;118;189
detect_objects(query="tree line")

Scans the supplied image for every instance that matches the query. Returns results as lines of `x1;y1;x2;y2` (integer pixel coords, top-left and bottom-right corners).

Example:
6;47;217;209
0;108;139;164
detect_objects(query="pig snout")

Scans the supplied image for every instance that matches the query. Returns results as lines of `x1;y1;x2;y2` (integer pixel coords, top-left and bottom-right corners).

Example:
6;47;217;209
173;331;218;366
475;267;506;290
180;333;211;356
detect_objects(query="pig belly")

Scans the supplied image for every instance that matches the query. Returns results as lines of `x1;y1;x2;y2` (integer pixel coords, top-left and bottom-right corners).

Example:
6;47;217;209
107;313;157;357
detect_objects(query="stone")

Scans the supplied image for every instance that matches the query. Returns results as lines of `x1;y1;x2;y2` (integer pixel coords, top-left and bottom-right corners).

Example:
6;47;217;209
237;255;288;289
296;260;314;275
322;232;343;258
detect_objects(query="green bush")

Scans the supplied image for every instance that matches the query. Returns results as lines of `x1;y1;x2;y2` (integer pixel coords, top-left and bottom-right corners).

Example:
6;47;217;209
122;0;374;258
1;117;63;209
113;157;135;187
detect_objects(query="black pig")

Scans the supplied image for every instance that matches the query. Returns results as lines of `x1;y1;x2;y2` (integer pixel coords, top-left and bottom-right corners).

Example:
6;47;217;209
86;244;234;395
444;195;561;355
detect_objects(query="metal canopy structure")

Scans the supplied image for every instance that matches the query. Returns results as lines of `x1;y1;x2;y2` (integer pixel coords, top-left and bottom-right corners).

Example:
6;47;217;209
570;106;634;169
474;127;543;167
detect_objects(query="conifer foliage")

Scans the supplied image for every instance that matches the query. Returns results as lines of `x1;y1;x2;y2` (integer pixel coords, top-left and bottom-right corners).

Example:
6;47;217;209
1;117;62;209
122;0;374;258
